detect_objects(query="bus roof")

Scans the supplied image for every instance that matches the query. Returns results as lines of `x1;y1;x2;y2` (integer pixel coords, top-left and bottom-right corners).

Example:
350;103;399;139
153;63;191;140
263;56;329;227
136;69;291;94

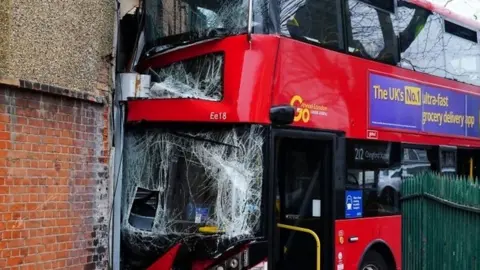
407;0;480;31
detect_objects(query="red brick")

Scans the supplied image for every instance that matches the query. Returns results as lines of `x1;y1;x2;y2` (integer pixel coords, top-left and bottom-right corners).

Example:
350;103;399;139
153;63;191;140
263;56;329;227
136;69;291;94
0;186;9;194
0;140;12;149
0;114;9;122
0;86;110;269
26;135;41;144
8;239;25;248
40;252;56;261
6;257;23;266
24;254;40;264
0;132;10;140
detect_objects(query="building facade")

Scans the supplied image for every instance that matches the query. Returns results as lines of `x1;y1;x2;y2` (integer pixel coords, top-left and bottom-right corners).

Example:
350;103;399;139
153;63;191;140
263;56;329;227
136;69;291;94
0;1;115;269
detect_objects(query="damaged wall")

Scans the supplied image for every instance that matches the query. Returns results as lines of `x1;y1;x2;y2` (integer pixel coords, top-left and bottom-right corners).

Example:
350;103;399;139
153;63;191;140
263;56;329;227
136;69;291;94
0;0;114;269
120;0;139;18
0;0;115;96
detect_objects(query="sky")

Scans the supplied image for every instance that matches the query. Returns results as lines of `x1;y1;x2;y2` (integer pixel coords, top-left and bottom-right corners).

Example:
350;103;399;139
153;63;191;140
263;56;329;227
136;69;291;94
427;0;480;21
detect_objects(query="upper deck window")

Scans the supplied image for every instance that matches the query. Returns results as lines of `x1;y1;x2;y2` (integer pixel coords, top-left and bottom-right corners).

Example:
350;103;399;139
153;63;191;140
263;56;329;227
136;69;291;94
344;0;480;86
144;0;269;54
442;21;480;86
280;0;344;50
345;0;399;64
395;7;446;79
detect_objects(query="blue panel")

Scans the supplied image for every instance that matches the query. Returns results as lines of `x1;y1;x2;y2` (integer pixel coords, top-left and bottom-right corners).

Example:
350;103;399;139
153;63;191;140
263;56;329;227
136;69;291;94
345;190;363;219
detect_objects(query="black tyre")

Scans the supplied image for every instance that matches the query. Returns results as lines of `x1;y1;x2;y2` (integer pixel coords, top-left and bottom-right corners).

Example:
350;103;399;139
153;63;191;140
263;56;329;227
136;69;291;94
359;250;389;270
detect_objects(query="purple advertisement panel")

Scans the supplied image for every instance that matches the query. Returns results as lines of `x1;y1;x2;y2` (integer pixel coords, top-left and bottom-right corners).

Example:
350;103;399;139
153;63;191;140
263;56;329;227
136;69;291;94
467;95;480;138
422;85;466;136
369;73;480;138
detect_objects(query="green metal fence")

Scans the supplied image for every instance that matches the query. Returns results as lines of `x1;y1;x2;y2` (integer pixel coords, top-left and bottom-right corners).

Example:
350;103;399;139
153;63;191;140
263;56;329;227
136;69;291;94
401;173;480;270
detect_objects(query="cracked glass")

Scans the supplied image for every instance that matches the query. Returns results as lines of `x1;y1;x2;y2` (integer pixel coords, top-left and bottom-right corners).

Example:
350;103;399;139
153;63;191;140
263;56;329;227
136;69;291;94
121;124;265;259
144;0;270;54
147;53;224;101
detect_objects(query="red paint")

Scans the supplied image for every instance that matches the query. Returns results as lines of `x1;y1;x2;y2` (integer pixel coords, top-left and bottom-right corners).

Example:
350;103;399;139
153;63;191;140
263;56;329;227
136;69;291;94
129;35;279;124
132;33;480;268
192;260;215;270
147;243;181;270
132;34;480;147
133;33;480;268
271;37;480;147
192;244;249;270
133;4;480;268
335;216;402;270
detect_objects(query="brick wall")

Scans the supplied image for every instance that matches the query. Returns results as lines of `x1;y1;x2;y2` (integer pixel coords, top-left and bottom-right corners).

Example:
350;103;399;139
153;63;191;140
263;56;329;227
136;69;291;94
0;86;110;270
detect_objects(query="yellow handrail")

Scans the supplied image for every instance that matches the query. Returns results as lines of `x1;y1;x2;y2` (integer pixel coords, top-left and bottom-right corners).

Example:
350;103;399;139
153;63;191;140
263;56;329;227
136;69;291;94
469;157;474;181
277;223;321;270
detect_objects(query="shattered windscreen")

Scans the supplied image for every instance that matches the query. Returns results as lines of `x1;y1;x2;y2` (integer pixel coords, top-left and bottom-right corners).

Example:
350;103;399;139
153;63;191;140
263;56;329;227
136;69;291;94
121;124;265;259
147;53;224;101
144;0;270;53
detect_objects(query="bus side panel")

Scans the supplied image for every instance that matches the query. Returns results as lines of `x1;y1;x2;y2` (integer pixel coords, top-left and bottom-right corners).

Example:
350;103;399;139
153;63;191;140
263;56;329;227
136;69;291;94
271;37;480;148
334;216;401;270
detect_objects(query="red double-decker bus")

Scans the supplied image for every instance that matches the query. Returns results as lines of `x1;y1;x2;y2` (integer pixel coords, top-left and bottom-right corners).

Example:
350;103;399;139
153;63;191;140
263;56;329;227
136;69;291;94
118;0;480;269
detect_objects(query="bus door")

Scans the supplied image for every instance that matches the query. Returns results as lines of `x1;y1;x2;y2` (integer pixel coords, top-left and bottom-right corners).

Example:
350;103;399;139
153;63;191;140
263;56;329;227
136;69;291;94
271;129;342;270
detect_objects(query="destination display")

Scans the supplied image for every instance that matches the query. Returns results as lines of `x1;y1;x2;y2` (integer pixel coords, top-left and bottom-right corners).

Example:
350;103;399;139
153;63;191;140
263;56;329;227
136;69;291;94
369;73;480;138
348;140;391;166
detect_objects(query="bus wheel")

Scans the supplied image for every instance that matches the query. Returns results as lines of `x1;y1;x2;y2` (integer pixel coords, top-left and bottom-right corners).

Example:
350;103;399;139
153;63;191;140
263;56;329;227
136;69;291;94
360;250;388;270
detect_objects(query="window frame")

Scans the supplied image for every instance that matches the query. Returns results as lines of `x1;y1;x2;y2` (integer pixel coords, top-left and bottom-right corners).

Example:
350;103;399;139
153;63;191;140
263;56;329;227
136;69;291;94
357;0;397;14
439;145;458;174
400;144;434;179
444;19;478;44
345;139;402;218
441;20;480;86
